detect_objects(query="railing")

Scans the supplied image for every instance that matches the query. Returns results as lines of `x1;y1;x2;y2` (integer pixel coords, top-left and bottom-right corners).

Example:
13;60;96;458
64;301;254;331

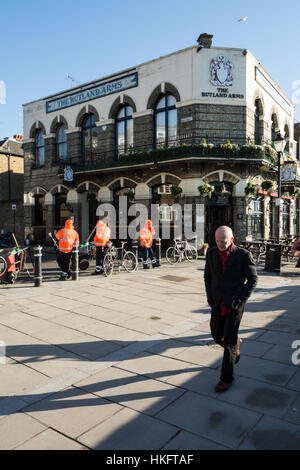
54;133;288;173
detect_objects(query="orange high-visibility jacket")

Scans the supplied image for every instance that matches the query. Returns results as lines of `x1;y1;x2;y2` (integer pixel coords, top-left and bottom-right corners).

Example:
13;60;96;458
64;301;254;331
140;221;155;248
56;227;79;253
93;222;111;247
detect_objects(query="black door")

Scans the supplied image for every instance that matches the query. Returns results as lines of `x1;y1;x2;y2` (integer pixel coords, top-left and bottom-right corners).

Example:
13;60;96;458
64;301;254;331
205;205;233;247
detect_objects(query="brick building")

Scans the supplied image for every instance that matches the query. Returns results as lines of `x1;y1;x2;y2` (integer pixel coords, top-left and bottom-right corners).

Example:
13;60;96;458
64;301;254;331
22;34;298;247
0;135;24;242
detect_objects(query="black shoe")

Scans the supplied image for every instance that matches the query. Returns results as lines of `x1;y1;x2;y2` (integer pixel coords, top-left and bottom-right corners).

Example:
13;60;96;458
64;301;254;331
91;270;103;275
143;265;150;270
67;271;72;279
214;380;232;393
59;276;67;281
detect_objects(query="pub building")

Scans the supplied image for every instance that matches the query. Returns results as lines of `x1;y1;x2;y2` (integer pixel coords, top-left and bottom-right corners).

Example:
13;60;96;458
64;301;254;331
22;33;299;249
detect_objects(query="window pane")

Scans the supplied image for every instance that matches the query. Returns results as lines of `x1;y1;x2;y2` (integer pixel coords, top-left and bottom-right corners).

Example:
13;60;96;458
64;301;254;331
156;97;166;110
92;128;98;149
83;129;90;149
84;114;96;129
156;112;165;144
38;147;45;165
57;125;66;143
166;95;176;107
125;106;133;117
127;119;133;148
168;109;177;140
117;121;125;149
36;130;44;147
59;142;67;161
117;108;125;119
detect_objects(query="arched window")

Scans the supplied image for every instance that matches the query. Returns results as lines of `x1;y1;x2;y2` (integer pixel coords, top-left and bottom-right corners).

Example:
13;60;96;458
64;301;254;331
82;114;98;162
271;114;278;142
116;105;133;158
56;124;67;162
254;99;263;145
154;95;177;148
35;129;45;167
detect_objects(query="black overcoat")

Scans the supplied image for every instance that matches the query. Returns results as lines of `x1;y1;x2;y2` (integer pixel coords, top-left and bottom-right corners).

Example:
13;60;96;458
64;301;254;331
204;245;258;310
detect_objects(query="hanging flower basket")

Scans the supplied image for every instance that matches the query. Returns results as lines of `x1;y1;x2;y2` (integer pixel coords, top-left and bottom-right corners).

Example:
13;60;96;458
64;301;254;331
123;189;135;202
171;184;183;200
198;182;215;199
292;187;300;199
244;182;258;198
261;180;274;192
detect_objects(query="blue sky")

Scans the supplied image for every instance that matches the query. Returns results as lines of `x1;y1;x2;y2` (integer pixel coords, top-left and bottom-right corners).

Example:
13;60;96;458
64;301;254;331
0;0;299;138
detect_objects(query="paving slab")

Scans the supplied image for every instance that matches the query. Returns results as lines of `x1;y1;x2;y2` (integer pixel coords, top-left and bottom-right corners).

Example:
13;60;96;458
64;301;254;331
287;369;300;392
174;344;223;369
78;407;178;450
117;351;195;382
237;339;273;358
24;386;123;439
235;354;297;386
282;393;300;426
0;412;46;450
0;359;48;396
257;330;300;347
216;376;298;418
53;335;122;361
164;366;221;399
14;428;87;450
163;430;229;450
261;344;297;365
238;415;300;450
145;338;191;358
74;365;184;416
156;390;261;449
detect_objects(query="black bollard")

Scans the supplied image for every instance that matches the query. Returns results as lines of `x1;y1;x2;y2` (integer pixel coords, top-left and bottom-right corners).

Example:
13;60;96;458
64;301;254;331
72;245;79;280
34;245;43;287
155;238;161;265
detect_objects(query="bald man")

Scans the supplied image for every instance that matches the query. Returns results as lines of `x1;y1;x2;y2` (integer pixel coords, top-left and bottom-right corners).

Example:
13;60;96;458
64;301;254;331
204;226;257;393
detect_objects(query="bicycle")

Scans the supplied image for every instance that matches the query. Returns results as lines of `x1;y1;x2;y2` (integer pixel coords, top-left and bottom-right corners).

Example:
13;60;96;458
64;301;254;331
103;241;138;276
166;238;198;264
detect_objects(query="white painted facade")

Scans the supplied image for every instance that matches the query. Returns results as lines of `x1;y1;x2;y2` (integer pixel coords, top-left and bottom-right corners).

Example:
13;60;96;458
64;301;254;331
23;44;295;145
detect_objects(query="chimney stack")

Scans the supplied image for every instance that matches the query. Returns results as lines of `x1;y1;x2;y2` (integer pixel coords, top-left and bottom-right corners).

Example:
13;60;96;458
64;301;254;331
197;33;213;49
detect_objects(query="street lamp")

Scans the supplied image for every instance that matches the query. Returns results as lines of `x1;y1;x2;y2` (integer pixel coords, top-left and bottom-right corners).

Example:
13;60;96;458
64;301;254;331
273;133;287;244
265;133;287;273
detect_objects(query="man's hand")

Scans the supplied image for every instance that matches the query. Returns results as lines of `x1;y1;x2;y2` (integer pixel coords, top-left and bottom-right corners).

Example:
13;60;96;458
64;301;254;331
294;250;300;258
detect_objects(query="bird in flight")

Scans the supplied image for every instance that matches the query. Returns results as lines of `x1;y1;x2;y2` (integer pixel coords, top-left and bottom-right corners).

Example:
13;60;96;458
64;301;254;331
238;16;248;22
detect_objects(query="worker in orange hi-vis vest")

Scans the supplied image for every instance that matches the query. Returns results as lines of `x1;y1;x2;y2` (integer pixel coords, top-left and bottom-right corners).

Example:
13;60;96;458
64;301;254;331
140;219;159;270
55;219;79;280
92;220;111;275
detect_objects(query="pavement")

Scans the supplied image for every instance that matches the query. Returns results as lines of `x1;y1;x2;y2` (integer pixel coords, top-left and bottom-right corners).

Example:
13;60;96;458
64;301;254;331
1;255;300;450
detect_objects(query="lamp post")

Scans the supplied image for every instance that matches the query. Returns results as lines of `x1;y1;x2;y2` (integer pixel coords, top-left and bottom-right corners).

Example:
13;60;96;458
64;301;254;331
273;133;287;244
265;133;287;273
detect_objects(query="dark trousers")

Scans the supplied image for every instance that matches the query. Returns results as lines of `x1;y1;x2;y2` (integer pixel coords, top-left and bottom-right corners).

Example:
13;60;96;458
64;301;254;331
210;304;244;383
57;252;72;276
142;247;156;266
95;246;105;271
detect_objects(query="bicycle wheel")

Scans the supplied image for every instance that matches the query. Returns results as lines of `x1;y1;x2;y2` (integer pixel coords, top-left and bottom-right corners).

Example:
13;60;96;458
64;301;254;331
185;246;197;262
103;253;113;277
123;251;138;272
166;246;180;264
